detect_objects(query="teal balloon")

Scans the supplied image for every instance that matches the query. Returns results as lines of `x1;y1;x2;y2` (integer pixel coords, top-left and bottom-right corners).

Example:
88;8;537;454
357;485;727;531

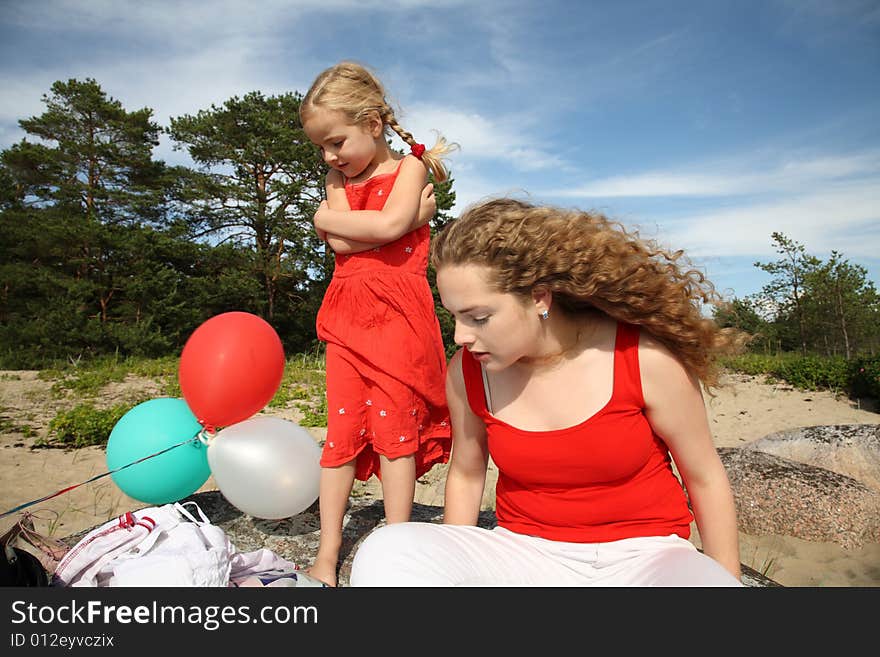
106;398;210;504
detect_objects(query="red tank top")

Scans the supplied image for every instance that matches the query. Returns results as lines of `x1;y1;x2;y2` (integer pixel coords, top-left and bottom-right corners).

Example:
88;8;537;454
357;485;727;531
460;322;693;543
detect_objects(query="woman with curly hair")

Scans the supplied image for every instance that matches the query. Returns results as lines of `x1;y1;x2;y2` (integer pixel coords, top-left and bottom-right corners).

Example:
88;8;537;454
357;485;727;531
350;197;747;586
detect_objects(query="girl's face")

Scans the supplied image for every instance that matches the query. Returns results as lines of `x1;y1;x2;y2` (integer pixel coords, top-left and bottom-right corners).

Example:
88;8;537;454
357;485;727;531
302;107;383;179
437;263;543;371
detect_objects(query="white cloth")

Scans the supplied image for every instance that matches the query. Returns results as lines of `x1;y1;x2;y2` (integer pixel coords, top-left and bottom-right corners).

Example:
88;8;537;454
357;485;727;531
349;522;742;587
228;548;326;587
54;502;234;587
108;502;234;587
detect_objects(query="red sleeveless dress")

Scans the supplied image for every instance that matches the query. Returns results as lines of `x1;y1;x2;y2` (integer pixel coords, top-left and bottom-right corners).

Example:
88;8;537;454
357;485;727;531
460;322;693;542
316;159;451;481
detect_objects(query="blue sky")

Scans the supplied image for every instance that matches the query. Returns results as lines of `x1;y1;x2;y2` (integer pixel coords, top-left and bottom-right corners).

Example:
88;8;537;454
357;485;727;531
1;0;878;300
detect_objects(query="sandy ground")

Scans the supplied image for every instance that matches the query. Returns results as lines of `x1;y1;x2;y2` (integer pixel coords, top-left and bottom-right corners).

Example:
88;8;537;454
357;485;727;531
1;369;878;587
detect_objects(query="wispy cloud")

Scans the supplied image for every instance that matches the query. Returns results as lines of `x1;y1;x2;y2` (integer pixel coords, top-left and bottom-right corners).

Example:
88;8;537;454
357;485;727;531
0;0;480;148
541;149;880;263
0;76;49;130
554;151;880;198
663;178;880;258
4;0;466;34
403;105;566;175
778;0;880;27
1;0;877;293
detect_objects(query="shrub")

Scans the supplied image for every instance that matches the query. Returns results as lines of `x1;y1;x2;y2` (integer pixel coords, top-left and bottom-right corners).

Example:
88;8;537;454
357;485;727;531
849;355;880;400
719;354;781;376
722;351;880;400
296;395;327;427
45;403;130;448
770;355;850;392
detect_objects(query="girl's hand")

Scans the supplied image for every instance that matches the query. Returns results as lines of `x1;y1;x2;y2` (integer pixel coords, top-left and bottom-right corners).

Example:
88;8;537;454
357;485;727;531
415;183;436;228
314;201;329;240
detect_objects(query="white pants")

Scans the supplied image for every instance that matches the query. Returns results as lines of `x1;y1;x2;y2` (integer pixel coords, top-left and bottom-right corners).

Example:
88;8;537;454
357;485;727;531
350;522;742;587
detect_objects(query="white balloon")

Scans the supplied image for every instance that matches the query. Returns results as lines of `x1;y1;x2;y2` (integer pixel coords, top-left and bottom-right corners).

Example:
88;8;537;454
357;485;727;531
207;416;322;519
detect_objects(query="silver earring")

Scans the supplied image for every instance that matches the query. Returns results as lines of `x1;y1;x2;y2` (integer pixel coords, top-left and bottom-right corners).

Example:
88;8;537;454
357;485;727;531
541;310;549;320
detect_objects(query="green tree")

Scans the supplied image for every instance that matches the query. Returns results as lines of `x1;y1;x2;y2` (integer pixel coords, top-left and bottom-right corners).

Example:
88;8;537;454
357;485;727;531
0;79;173;363
712;297;764;334
426;175;458;355
0;79;254;366
754;232;820;356
712;297;774;352
3;78;166;226
750;233;879;358
806;252;879;358
430;175;457;231
167;92;327;326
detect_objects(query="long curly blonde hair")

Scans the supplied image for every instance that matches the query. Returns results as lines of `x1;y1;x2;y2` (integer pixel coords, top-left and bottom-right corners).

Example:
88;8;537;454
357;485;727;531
430;198;748;390
299;60;455;182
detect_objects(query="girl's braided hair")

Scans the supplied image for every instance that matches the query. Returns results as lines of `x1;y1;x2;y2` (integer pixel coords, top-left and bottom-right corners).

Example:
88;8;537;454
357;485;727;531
300;61;455;181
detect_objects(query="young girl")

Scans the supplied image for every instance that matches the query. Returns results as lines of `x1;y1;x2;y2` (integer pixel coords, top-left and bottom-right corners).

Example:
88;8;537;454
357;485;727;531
350;197;748;586
299;61;455;586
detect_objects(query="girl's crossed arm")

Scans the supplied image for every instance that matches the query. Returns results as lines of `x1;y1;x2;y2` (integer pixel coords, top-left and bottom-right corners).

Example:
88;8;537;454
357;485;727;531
316;156;433;249
319;171;371;255
321;177;436;254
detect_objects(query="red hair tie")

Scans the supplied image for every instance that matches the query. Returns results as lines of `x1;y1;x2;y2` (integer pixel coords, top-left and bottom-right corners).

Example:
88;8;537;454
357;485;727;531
410;143;426;159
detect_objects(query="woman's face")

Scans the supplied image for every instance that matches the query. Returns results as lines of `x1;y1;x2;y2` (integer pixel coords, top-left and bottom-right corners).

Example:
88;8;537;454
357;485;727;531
436;263;542;371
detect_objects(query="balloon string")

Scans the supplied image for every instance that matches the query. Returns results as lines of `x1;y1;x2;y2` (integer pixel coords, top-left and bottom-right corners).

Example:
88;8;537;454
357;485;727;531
0;430;203;521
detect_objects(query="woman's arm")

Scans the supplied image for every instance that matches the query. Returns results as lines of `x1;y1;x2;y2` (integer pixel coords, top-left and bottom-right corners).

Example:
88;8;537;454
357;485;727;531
442;350;490;526
314;156;428;243
639;333;742;581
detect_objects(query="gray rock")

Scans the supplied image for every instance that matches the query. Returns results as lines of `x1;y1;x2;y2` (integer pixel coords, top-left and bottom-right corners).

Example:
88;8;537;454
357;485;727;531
744;423;880;491
718;446;880;550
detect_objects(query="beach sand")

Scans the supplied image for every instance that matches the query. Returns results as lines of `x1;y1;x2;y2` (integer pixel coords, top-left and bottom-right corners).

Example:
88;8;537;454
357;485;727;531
1;369;878;587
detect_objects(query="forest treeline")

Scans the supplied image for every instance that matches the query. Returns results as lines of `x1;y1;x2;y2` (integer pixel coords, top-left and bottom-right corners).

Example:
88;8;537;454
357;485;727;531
712;231;880;399
1;79;878;398
713;232;878;360
0;78;456;368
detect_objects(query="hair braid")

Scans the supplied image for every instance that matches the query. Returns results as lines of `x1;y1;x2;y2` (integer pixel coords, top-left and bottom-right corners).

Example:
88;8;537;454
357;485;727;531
386;112;452;183
386;113;415;145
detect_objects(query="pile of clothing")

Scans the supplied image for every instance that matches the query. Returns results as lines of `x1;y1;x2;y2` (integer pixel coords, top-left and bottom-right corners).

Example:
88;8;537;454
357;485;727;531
1;502;325;588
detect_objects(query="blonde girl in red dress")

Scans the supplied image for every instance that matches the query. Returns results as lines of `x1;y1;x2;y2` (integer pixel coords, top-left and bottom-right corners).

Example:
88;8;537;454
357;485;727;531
299;61;456;586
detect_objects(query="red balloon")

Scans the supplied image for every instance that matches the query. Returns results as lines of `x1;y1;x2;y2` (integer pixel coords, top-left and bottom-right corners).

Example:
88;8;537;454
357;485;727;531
179;312;285;430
